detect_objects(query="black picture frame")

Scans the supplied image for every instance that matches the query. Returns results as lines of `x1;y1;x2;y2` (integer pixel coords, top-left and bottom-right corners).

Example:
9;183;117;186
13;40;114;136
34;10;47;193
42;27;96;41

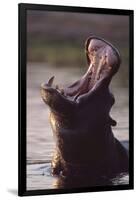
18;3;134;196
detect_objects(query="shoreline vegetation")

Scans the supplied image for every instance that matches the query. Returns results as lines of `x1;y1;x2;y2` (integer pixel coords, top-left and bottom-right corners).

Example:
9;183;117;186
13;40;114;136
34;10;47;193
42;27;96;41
27;43;129;87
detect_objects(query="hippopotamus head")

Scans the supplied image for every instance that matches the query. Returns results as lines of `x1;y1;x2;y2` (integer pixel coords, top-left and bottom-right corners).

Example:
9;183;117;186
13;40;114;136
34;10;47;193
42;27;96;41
41;36;121;114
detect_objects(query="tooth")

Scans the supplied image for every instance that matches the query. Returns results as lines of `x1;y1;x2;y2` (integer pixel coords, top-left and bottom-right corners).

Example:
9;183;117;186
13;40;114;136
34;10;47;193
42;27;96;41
47;76;55;86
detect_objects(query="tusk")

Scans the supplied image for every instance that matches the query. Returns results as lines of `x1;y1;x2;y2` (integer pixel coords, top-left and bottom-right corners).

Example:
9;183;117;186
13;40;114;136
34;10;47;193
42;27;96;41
47;76;55;86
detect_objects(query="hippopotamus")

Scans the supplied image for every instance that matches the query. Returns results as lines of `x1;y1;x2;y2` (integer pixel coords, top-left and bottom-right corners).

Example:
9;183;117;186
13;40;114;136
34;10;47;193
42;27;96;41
41;36;128;180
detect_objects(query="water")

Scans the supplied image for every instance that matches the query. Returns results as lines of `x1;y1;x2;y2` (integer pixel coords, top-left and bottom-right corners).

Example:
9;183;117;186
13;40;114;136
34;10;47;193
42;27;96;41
27;63;129;190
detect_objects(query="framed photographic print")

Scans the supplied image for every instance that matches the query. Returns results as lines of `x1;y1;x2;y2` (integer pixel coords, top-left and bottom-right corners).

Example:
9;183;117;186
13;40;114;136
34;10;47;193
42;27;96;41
18;3;134;196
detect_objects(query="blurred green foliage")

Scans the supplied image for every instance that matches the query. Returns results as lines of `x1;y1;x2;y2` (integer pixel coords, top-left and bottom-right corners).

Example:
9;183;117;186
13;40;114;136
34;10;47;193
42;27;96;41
28;42;86;66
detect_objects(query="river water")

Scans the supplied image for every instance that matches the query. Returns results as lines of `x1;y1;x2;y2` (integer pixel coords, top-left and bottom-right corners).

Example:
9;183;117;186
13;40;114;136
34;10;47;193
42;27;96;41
27;63;129;190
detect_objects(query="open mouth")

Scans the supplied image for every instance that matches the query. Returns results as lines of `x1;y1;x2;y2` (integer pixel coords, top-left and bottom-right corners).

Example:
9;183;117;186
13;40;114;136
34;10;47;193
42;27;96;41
41;37;120;103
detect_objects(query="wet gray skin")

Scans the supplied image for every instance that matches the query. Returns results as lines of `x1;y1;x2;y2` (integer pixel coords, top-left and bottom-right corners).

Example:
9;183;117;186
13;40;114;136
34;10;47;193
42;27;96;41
41;36;128;179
